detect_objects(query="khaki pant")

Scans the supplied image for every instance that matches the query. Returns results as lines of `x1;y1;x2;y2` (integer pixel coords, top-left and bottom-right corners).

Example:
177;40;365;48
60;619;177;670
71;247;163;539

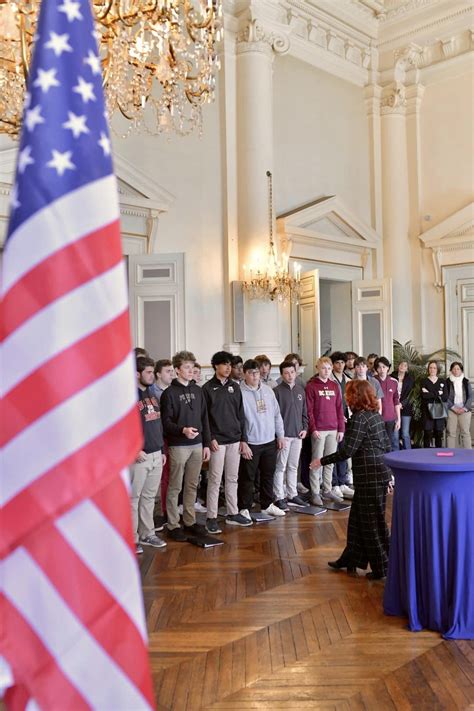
274;437;302;501
447;410;472;449
310;430;337;495
206;442;240;518
166;445;203;529
130;451;163;543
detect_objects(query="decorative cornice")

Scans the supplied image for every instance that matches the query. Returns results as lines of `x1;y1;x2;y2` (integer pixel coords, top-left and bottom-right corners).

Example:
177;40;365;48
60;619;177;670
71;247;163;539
378;3;472;49
380;0;442;24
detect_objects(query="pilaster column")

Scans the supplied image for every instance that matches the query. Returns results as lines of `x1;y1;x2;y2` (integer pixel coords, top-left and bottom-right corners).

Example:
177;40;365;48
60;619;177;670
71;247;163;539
380;81;414;343
236;19;289;362
405;83;425;346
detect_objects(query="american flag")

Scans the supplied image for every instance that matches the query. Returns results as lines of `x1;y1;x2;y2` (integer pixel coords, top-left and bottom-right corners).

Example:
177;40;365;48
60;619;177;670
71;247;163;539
0;0;155;708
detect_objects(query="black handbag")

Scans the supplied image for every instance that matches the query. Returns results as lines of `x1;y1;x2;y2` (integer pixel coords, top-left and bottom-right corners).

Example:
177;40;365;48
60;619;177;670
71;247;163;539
427;400;448;420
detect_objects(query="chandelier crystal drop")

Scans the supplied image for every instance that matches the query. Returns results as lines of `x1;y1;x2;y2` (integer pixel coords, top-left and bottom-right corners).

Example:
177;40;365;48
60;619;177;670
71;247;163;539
0;0;223;137
242;171;302;305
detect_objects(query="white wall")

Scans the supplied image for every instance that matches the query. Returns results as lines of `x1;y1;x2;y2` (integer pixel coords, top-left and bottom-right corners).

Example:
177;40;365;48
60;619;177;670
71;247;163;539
420;71;474;227
419;71;474;352
114;90;225;365
272;55;371;223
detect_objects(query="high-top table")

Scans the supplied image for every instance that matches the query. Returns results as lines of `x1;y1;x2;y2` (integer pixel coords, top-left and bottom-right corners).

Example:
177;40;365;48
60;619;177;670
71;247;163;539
383;449;474;640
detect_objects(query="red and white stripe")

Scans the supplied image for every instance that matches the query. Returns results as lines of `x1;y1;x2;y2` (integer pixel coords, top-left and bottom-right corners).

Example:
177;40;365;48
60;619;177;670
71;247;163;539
1;177;155;709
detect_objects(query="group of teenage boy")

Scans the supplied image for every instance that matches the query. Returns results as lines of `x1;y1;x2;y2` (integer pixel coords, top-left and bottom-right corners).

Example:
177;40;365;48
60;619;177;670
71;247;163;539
130;347;402;554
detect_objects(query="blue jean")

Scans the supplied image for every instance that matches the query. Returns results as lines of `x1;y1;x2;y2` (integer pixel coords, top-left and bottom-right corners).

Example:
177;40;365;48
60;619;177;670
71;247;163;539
400;415;412;449
386;420;400;451
332;442;349;486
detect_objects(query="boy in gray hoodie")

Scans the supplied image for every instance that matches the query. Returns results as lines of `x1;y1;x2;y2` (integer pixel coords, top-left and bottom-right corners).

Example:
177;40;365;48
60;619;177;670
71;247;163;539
273;360;308;509
238;359;286;520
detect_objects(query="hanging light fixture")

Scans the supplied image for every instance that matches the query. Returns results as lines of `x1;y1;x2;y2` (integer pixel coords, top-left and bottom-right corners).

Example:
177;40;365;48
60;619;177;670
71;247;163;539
0;0;222;137
242;170;302;305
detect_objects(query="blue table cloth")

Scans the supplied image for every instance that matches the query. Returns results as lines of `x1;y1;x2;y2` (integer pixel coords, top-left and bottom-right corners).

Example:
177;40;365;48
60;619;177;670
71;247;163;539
383;448;474;639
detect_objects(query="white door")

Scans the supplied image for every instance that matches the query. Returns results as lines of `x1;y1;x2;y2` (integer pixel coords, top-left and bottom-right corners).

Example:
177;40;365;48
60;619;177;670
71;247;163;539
127;253;185;359
444;265;474;382
457;278;474;382
352;277;393;359
297;269;320;382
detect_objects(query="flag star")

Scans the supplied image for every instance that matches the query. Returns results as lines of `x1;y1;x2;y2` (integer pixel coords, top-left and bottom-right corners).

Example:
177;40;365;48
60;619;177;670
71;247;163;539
63;111;89;138
33;68;60;93
84;50;101;75
10;183;20;211
91;28;101;43
58;0;83;22
45;31;73;57
25;91;31;109
18;145;35;174
47;149;76;176
73;76;95;103
98;132;111;156
25;104;45;132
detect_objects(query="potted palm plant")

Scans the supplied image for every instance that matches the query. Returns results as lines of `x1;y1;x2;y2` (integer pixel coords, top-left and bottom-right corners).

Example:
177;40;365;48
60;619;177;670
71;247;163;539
392;340;461;446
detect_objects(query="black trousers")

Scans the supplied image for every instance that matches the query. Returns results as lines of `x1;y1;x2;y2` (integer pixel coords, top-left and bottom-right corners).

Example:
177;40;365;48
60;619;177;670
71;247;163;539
238;441;277;511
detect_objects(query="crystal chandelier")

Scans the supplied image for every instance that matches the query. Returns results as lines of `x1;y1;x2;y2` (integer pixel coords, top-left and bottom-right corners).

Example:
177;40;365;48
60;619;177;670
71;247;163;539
242;171;302;305
0;0;222;137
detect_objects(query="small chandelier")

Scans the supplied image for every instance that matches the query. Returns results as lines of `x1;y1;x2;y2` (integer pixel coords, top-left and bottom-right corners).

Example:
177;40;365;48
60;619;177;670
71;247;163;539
0;0;222;137
242;170;302;305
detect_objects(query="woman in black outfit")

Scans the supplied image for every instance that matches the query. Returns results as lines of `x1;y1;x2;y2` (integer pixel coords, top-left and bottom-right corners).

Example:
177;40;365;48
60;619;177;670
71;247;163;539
421;360;447;448
310;379;392;580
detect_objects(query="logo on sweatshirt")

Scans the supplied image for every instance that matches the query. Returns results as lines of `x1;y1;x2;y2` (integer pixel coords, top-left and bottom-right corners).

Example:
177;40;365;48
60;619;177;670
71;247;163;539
318;388;335;400
228;386;234;393
297;393;302;400
179;392;196;405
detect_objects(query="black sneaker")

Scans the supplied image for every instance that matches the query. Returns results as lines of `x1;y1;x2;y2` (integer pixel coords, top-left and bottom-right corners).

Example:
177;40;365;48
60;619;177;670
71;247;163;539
183;523;207;536
167;527;188;542
274;499;290;511
226;513;253;527
206;518;222;534
287;495;308;508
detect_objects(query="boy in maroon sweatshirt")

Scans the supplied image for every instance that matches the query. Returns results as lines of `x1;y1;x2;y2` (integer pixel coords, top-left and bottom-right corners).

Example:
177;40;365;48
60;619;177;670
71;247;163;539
305;357;345;506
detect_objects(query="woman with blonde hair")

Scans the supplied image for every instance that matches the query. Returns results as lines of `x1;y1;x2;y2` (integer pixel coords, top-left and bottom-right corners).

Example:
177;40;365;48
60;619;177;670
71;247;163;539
310;379;392;580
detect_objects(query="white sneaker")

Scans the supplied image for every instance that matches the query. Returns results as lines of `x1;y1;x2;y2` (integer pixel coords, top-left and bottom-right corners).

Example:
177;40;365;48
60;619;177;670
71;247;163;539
178;504;183;515
239;508;252;522
194;501;207;513
339;485;354;499
333;486;343;499
323;490;344;503
264;502;286;517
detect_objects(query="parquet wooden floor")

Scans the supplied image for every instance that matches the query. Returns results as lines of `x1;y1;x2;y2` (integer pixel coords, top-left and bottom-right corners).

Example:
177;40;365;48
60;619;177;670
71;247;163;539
139;505;474;711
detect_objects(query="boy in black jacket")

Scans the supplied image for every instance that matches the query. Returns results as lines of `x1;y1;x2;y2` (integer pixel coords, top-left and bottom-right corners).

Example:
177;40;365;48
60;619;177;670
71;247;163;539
160;351;211;540
202;351;252;533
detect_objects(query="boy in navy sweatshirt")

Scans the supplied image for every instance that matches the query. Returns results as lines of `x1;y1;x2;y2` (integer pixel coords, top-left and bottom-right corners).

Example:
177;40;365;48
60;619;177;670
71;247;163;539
273;360;308;509
160;350;211;541
305;356;345;506
202;351;251;532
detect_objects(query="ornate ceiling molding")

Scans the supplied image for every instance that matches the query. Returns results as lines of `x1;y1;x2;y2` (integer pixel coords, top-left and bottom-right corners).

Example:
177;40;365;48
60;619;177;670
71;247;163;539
225;1;472;88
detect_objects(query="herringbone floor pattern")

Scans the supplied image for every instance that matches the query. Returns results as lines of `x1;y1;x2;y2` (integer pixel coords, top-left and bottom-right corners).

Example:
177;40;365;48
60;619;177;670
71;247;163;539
139;506;474;711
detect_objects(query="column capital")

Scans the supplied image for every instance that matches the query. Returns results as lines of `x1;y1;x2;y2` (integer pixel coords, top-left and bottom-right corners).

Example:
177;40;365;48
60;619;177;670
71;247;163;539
236;18;290;56
380;81;407;116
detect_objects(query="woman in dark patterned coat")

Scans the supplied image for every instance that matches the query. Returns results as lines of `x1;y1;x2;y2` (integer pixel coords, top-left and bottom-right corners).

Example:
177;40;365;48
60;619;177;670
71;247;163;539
310;379;392;580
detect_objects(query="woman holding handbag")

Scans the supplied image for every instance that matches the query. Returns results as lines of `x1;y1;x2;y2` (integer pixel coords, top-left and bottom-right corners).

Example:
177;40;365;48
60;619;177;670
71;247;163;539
446;362;472;449
421;360;448;448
